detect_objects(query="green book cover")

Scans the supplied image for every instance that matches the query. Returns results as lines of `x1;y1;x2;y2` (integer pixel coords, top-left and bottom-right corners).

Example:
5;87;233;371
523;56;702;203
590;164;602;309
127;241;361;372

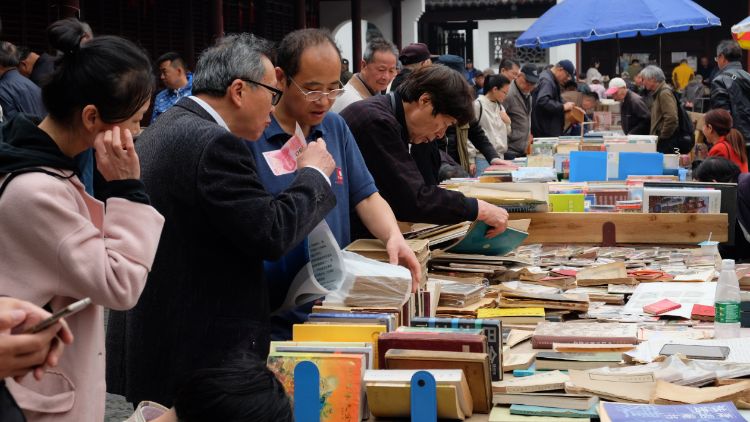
446;221;528;256
549;194;585;212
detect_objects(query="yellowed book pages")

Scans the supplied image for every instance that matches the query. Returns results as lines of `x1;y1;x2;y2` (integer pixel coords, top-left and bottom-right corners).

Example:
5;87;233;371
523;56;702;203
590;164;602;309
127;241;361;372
576;262;628;282
652;379;750;405
568;369;653;403
502;349;536;372
527;155;555;168
492;370;569;393
507;330;534;348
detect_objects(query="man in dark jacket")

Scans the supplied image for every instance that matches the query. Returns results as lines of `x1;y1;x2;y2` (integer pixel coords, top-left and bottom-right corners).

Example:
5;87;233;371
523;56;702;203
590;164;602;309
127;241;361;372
106;33;338;407
531;60;576;137
606;77;651;135
711;40;750;145
340;65;509;241
0;41;46;121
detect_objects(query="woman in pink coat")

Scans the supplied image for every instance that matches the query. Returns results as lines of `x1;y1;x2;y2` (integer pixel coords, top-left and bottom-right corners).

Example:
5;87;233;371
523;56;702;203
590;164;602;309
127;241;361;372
0;19;164;422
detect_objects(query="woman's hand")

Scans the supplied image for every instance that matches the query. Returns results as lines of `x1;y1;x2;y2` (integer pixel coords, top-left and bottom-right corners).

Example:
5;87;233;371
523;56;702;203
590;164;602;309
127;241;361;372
95;126;141;181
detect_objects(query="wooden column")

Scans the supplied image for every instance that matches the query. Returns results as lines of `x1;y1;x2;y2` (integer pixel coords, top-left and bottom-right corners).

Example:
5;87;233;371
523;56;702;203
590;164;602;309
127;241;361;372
213;0;224;40
391;0;402;50
352;0;362;72
295;0;307;29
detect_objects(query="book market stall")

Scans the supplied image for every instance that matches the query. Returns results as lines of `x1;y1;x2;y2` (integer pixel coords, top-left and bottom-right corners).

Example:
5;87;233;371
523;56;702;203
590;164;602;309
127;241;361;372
265;132;750;421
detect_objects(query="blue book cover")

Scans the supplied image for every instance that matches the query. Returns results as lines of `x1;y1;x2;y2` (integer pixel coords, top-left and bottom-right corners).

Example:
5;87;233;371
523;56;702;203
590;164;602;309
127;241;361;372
511;403;598;418
617;152;664;180
446;221;528;256
600;401;744;422
569;151;607;182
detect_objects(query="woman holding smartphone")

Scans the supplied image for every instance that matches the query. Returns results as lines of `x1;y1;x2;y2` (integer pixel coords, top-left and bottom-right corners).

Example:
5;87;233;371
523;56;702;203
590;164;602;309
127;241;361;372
0;20;164;422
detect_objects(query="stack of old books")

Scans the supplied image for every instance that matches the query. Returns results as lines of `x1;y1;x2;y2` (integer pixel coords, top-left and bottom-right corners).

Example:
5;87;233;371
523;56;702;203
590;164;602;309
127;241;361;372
345;238;430;288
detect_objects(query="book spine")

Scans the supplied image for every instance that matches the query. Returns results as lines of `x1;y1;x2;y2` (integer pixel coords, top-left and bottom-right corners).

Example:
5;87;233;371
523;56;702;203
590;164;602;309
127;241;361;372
411;318;502;380
531;335;636;349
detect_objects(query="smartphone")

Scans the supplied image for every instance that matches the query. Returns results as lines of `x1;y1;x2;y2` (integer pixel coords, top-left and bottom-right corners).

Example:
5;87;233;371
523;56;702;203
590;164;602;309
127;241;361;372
659;344;730;360
24;297;92;334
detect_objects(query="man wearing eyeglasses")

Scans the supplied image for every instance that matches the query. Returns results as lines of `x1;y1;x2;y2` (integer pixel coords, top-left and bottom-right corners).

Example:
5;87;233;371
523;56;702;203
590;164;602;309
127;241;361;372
330;38;399;113
531;60;577;138
247;28;421;341
106;33;339;407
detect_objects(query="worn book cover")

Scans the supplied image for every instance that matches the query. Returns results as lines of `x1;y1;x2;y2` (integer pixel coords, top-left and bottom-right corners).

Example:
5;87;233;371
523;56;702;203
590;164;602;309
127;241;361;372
492;370;569;394
494;392;597;411
384;349;492;413
376;331;486;369
410;316;502;381
266;352;365;421
643;298;681;315
532;322;638;349
510;403;599;418
446;221;529;256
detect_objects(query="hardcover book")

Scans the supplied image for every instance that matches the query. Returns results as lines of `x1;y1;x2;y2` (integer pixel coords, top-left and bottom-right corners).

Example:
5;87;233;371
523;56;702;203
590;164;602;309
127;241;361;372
446;221;529;256
364;369;472;419
376;331;486;369
266;352;366;421
532;322;638;349
269;341;374;370
384;349;492;413
410;316;502;381
292;324;386;368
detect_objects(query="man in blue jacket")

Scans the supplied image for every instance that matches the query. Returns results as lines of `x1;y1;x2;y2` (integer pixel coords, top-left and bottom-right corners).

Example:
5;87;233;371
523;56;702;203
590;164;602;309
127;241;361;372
531;60;576;138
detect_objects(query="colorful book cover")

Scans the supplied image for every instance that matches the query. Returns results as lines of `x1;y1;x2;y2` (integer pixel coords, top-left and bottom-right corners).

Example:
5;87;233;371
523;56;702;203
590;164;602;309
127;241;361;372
599;401;744;422
266;352;365;421
446;221;528;256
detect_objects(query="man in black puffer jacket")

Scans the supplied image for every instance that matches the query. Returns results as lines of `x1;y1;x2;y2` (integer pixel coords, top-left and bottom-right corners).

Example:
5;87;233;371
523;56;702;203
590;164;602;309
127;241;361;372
711;40;750;151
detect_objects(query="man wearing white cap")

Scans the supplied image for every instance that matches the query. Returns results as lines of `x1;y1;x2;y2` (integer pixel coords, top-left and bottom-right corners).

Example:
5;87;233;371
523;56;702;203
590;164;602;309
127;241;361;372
606;77;651;135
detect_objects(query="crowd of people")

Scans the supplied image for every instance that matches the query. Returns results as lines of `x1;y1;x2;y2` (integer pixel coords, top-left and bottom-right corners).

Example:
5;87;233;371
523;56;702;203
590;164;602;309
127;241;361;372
1;15;750;422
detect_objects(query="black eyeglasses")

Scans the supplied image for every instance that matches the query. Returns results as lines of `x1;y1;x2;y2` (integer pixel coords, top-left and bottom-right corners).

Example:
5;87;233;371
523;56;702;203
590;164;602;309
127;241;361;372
238;78;283;106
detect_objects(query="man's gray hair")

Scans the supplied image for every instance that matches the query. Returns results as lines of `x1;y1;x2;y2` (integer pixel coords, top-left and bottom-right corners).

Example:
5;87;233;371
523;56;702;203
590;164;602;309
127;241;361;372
363;38;398;63
716;39;742;62
640;65;665;83
192;33;274;97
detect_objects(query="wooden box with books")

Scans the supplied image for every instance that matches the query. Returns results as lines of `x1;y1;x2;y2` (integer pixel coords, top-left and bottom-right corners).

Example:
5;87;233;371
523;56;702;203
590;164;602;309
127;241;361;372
384;349;492;413
376;331;486;369
410;316;502;381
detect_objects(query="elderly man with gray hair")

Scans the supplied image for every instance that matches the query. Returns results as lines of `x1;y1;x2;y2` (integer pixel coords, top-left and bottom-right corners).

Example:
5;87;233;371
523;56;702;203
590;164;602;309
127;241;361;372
641;65;679;153
106;33;338;407
331;37;398;112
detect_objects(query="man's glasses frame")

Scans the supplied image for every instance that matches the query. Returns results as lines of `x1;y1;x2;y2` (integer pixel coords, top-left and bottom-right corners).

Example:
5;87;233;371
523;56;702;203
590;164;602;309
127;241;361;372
238;78;283;106
289;77;345;102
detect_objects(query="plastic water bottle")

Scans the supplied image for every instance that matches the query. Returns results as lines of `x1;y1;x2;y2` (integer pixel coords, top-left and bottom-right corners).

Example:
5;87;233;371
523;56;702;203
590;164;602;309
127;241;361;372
715;259;741;339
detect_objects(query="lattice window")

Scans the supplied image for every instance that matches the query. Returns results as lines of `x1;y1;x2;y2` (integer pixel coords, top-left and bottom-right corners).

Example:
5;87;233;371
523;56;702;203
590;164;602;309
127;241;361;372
489;31;547;66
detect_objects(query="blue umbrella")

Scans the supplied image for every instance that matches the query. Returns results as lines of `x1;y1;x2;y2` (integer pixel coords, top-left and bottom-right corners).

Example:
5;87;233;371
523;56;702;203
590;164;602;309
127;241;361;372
516;0;721;49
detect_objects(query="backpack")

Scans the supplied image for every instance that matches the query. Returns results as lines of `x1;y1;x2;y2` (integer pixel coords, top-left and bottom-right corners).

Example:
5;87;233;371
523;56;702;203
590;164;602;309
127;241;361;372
670;90;695;154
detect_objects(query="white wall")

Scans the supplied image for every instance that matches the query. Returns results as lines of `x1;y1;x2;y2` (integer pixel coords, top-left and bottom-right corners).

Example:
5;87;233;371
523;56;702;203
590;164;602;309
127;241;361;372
472;18;577;72
320;0;398;66
402;0;425;44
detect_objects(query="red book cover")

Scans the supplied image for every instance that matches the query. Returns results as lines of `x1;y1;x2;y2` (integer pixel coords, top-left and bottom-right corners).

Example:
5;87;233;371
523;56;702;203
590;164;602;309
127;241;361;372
691;304;715;321
377;332;486;369
643;299;681;315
